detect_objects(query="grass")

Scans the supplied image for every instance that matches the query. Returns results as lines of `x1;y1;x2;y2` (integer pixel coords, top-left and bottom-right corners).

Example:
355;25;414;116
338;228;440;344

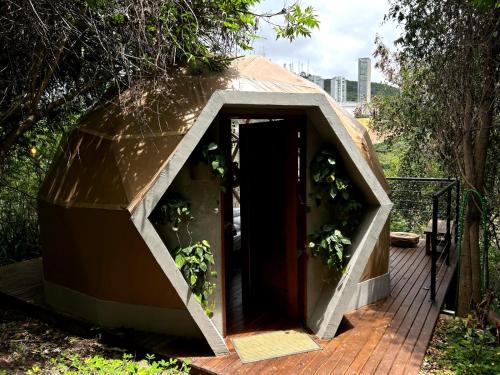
420;315;499;375
0;306;190;374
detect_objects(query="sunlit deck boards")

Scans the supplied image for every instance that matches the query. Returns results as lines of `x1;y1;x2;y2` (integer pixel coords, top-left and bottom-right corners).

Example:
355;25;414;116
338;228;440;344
181;240;457;375
0;241;457;374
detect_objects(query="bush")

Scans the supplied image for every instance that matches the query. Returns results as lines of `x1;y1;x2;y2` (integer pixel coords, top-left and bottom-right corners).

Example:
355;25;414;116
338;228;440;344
28;353;190;374
0;117;73;265
423;316;499;375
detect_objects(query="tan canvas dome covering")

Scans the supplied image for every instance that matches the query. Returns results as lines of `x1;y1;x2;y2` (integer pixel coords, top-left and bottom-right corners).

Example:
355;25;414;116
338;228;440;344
39;56;387;211
38;56;391;355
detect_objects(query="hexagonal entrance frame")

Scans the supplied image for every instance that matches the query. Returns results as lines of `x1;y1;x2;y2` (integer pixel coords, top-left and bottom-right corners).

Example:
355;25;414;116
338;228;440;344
130;91;391;355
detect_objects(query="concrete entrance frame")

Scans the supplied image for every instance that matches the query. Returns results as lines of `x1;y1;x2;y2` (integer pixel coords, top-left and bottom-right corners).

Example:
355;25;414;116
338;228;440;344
130;90;392;355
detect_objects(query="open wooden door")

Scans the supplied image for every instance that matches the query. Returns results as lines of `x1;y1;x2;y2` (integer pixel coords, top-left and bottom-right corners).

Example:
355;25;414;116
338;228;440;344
239;120;302;320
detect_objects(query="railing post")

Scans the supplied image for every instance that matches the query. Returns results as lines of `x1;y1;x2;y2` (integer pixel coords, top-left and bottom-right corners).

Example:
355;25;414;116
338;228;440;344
431;196;438;301
446;187;452;265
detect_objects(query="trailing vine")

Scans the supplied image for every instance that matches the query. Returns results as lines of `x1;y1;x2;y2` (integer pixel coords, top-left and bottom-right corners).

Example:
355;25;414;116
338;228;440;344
173;240;218;317
151;193;193;231
310;148;351;203
151;192;217;317
202;142;227;180
309;146;363;270
308;225;351;271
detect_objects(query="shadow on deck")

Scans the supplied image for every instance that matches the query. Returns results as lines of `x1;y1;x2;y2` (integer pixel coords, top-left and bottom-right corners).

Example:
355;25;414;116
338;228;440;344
0;240;457;375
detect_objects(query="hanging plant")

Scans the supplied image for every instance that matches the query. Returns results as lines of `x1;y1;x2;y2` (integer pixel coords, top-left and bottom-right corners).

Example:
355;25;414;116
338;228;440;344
173;240;218;317
335;199;363;233
308;225;351;271
151;193;217;317
310;148;351;204
151;193;193;232
202;142;227;180
308;146;363;271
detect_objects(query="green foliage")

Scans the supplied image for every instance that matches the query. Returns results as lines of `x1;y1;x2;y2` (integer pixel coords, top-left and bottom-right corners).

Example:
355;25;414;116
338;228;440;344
310;148;351;202
424;316;499;375
202;142;227;180
308;226;351;271
274;5;319;41
470;0;500;10
152;193;193;232
149;190;217;316
308;147;365;270
150;192;217;317
0;114;76;265
374;139;449;234
1;0;319;173
374;141;404;178
345;80;399;102
488;242;500;313
31;353;190;374
173;240;217;317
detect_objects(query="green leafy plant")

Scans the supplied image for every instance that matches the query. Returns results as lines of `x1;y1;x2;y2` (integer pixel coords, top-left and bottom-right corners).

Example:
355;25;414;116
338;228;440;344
335;199;363;233
308;225;351;271
310;148;351;203
152;193;193;231
423;316;499;375
202;142;227;180
274;5;319;41
308;147;363;271
173;240;218;317
34;352;190;374
151;193;217;317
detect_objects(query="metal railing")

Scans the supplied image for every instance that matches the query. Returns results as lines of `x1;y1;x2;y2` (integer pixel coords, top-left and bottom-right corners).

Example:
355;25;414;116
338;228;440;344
387;177;460;301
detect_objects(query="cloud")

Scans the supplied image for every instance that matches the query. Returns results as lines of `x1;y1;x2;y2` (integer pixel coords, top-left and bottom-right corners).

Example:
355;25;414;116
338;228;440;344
251;0;400;82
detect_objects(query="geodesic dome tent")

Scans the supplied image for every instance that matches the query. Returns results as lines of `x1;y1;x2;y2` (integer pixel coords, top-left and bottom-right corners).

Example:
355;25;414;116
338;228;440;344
38;56;392;355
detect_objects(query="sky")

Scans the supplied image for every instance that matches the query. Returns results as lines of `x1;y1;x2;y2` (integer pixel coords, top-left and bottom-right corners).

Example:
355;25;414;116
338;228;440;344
250;0;400;83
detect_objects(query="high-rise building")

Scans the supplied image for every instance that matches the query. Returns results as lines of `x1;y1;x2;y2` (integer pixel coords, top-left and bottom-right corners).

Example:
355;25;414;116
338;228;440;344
332;76;346;103
301;73;324;90
357;58;371;103
323;79;332;95
308;74;324;90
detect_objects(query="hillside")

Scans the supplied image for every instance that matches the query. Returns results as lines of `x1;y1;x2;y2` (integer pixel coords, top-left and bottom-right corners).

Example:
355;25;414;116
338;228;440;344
346;80;399;101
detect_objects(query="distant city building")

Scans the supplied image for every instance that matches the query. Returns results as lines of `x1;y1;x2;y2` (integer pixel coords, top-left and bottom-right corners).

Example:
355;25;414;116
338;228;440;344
301;73;324;90
324;79;332;95
357;58;371;103
332;76;346;103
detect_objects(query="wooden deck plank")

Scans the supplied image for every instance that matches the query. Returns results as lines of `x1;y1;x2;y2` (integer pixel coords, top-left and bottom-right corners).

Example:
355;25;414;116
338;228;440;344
357;252;432;373
343;244;430;374
389;245;413;270
372;261;448;374
389;243;427;293
403;263;455;375
0;243;457;375
388;265;452;375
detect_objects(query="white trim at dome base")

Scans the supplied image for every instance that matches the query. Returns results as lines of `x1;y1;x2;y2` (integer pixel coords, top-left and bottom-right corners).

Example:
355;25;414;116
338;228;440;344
44;280;203;338
346;272;391;312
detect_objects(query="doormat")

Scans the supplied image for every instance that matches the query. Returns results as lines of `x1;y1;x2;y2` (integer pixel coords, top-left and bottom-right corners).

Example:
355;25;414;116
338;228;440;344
231;330;321;363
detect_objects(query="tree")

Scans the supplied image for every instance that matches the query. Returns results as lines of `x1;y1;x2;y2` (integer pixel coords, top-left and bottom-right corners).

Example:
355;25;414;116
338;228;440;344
0;0;319;165
371;0;499;315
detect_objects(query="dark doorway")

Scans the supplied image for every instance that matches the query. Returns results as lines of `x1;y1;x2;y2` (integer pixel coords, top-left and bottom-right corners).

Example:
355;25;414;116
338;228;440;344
224;118;306;335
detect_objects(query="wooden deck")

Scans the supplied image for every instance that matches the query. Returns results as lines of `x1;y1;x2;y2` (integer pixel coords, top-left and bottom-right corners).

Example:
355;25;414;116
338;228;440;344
0;241;457;374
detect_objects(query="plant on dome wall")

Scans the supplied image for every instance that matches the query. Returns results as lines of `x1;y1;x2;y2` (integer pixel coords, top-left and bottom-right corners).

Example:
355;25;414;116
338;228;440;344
151;193;193;232
150;193;217;317
173;240;218;317
202;142;227;181
310;148;351;204
309;146;363;271
308;225;351;271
